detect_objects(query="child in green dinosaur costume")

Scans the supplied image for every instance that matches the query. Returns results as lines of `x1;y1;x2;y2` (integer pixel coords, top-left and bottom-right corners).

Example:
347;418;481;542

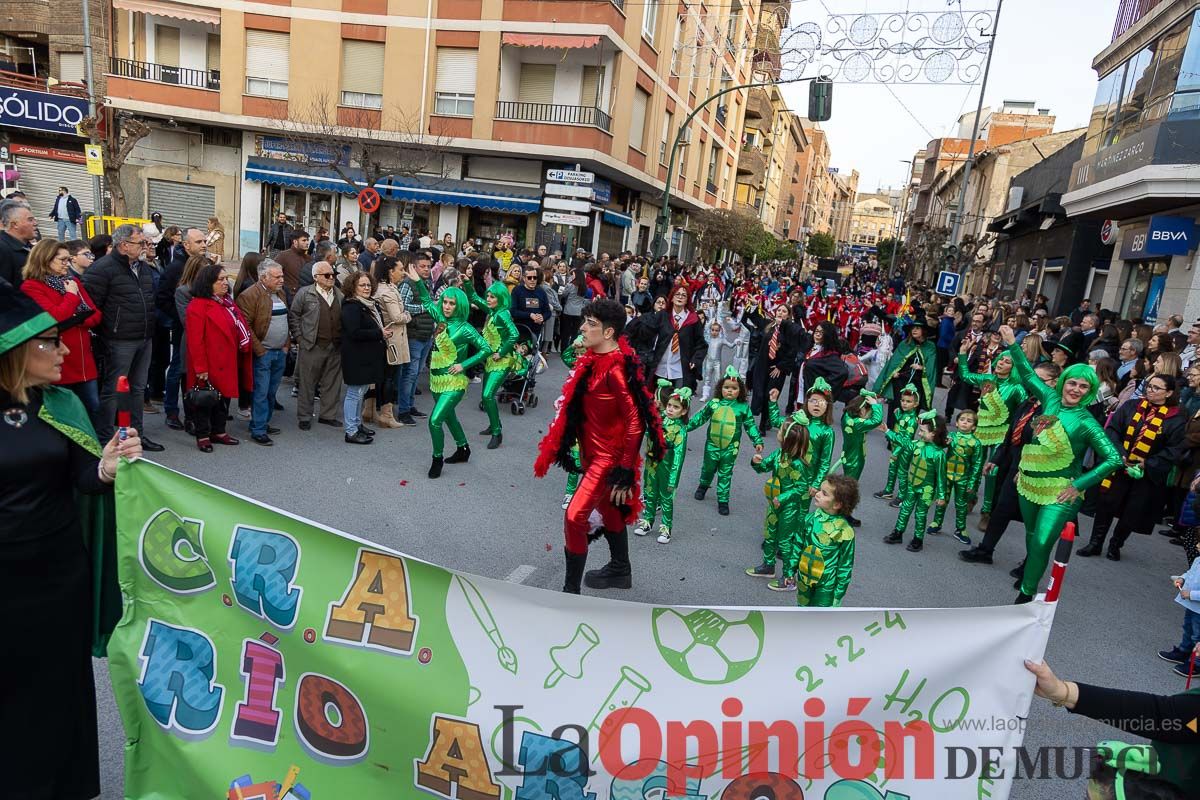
929;409;985;544
636;381;691;544
411;277;493;478
954;337;1026;523
688;367;764;515
787;475;861;607
874;384;921;502
883;410;949;553
463;279;520;450
745;409;811;583
841;390;885;481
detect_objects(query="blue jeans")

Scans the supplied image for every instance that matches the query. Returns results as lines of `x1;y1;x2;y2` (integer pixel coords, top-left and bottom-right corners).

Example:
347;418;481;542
344;384;367;436
397;337;432;414
62;379;102;432
163;323;184;416
1178;608;1200;652
56;219;77;240
251;349;286;437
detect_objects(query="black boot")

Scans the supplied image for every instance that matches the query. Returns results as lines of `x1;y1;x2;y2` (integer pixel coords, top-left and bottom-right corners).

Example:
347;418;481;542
1107;525;1130;561
694;486;708;501
1078;519;1111;557
563;551;587;594
1014;592;1033;604
446;444;471;464
883;530;903;544
487;433;502;450
428;457;444;479
584;529;632;589
479;426;492;435
959;546;993;564
1009;560;1026;580
846;514;862;527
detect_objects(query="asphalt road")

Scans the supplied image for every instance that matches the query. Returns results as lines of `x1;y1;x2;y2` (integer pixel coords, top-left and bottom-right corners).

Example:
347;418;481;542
94;357;1192;799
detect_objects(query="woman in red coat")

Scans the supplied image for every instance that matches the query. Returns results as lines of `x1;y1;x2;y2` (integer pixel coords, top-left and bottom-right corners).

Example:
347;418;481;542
185;262;253;451
20;238;103;426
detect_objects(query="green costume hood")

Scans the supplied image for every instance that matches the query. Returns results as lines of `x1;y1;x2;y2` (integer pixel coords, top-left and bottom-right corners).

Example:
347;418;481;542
1057;362;1100;407
439;287;471;323
486;281;512;312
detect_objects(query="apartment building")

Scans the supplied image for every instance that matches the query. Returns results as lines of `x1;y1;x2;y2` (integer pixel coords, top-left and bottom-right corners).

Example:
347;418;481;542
1061;0;1200;323
733;83;798;237
849;191;897;254
773;110;808;242
797;120;832;241
829;167;858;248
96;0;758;257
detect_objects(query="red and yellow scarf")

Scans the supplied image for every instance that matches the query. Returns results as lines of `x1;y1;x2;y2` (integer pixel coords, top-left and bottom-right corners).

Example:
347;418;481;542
1100;399;1175;490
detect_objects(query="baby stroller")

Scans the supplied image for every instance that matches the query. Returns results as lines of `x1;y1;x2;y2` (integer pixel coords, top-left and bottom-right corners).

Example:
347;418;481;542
497;325;546;415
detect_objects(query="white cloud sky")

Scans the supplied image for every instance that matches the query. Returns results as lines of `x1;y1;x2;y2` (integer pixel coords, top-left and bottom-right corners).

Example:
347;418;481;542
778;0;1117;190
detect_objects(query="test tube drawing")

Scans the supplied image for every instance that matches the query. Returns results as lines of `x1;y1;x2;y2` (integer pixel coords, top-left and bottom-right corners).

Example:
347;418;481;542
586;665;653;763
544;623;600;688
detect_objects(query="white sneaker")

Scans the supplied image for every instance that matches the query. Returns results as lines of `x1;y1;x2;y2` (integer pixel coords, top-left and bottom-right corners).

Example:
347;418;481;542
237;407;251;419
471;375;482;384
561;494;572;510
657;526;672;544
634;519;652;536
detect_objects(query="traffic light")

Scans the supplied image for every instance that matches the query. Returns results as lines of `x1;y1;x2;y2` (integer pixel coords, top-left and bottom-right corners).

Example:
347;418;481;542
808;77;833;122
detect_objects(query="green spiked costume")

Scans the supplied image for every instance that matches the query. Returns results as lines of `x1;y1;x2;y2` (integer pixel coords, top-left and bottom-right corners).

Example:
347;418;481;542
886;412;947;541
412;281;493;458
956;355;1026;514
1005;342;1122;597
464;280;520;437
642;384;690;535
687;368;763;503
788;508;856;607
881;388;920;495
754;411;813;569
930;428;984;534
841;390;885;480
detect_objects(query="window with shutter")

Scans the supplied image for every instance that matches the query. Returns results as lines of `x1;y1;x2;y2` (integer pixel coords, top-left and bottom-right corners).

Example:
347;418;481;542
517;63;556;105
660;110;672;163
206;33;220;73
434;48;477;116
156;25;180;68
58;52;84;84
245;29;289;98
643;1;659;41
340;40;384;109
630;88;649;153
579;66;604;109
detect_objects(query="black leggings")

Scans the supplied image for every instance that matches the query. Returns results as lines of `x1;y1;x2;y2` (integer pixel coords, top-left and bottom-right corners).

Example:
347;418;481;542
559;313;582;351
190;397;229;439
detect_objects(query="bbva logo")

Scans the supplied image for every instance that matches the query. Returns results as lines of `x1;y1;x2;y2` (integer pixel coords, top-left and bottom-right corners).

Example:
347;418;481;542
1150;230;1190;241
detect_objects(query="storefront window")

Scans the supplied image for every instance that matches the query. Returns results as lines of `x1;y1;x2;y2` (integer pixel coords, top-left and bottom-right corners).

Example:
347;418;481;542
1121;260;1170;322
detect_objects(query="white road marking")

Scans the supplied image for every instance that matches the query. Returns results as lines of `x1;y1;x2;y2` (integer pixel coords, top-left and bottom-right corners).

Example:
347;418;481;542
505;564;536;584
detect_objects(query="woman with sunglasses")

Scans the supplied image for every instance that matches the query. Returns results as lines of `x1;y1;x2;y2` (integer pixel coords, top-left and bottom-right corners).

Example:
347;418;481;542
19;238;103;429
0;282;143;800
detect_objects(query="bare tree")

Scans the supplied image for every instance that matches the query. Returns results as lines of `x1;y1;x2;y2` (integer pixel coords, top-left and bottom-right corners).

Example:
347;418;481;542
78;112;150;217
272;91;451;203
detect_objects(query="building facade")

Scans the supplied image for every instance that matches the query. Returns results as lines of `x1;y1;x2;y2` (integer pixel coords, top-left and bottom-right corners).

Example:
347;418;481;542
829;167;858;248
99;0;760;258
1062;0;1200;324
797;120;833;244
849;192;896;253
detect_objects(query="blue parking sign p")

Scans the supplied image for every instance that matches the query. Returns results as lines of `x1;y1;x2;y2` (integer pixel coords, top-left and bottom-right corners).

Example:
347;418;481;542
936;270;961;296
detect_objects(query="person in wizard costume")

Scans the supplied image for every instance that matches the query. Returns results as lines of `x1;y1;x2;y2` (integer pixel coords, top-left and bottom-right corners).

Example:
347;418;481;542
463;278;519;450
873;319;937;426
688;365;764;515
997;324;1123;603
410;271;494;478
635;380;691;544
882;410;949;553
536;299;666;594
953;334;1027;531
787;475;860;607
0;282;143;799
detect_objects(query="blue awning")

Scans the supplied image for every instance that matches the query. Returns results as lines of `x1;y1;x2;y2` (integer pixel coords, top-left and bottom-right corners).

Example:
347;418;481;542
245;157;541;214
602;209;633;228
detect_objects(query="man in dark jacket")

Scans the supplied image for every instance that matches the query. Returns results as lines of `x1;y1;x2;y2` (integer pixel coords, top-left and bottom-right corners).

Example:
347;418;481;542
0;199;37;285
48;186;83;240
81;223;165;451
264;212;293;256
154;227;210;427
510;265;550;338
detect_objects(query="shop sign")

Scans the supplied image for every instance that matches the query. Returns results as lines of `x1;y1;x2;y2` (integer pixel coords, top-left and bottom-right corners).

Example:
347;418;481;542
591;177;611;203
1145;215;1197;256
0;88;87;136
254;135;349;165
542;210;589;227
1068;123;1157;192
10;142;86;163
1100;219;1118;245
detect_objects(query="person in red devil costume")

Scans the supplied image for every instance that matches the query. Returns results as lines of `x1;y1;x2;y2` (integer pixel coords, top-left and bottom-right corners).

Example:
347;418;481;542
536;298;667;593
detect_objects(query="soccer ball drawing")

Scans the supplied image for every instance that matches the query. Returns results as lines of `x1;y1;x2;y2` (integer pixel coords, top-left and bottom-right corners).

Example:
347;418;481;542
651;608;765;684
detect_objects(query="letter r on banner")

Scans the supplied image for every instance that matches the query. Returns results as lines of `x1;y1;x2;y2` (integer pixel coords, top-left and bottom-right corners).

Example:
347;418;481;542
137;620;225;736
228;526;303;630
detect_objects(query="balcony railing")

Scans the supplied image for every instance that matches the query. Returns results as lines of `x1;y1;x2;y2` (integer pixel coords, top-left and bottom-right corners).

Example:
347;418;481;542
0;69;88;97
495;100;611;132
109;57;220;91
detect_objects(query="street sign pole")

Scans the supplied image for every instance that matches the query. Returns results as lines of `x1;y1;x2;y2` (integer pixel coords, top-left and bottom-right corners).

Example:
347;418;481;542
80;0;103;217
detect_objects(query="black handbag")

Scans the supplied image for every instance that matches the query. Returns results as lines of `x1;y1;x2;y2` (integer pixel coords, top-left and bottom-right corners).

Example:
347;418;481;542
184;378;220;414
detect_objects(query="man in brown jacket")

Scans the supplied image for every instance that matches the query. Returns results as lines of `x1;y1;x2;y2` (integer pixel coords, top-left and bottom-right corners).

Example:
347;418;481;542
236;259;290;445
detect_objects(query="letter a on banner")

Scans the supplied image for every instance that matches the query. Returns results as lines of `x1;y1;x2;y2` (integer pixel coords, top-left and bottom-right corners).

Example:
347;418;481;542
325;548;419;653
415;715;501;800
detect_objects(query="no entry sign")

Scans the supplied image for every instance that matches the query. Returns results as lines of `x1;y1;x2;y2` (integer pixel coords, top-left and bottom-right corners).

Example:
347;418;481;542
358;187;381;213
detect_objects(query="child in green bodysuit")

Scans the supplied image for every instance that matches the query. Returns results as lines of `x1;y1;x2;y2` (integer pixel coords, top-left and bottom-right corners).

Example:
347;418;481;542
637;381;691;544
688;367;764;515
745;411;811;583
839;389;884;526
929;409;984;545
560;334;585;510
787;475;860;607
883;411;948;553
874;384;921;505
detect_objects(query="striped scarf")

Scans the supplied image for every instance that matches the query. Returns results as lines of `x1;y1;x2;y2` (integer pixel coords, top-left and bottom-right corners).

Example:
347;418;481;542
1100;399;1171;490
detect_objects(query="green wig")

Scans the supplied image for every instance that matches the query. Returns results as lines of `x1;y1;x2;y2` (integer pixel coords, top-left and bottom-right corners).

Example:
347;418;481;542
485;281;511;311
1057;362;1099;407
438;287;471;323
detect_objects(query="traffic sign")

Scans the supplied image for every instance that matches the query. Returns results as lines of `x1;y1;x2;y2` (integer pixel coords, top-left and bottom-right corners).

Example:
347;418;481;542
542;211;589;227
1100;219;1119;245
357;187;381;213
545;183;593;198
84;144;104;176
935;270;961;297
546;168;594;185
543;196;592;213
